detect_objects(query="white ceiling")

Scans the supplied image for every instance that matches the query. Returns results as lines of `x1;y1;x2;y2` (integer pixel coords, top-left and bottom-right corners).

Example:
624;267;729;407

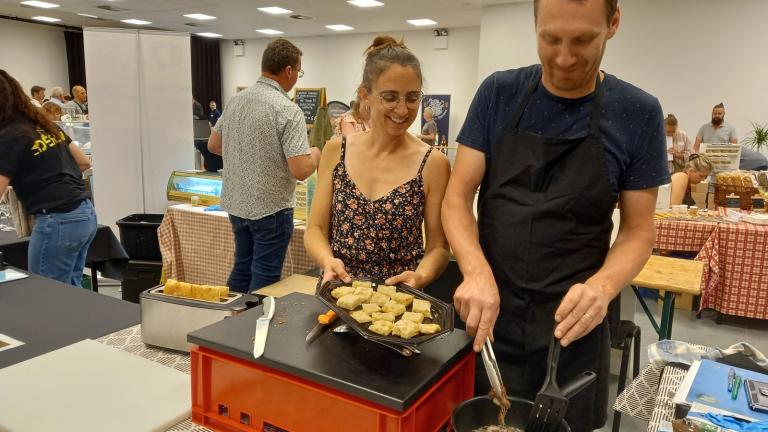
0;0;530;39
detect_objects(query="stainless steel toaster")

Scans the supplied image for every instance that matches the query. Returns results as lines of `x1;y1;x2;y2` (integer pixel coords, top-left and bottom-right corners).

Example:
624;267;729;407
140;286;259;352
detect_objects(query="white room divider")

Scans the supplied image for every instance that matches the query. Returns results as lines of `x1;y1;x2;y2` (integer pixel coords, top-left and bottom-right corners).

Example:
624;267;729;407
83;28;193;228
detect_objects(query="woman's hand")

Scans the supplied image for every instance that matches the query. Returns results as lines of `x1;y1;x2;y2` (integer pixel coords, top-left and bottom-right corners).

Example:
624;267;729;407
385;271;426;289
321;258;352;284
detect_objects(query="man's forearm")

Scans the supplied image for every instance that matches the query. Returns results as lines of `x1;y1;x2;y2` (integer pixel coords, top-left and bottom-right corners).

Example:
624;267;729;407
442;196;493;278
586;225;654;300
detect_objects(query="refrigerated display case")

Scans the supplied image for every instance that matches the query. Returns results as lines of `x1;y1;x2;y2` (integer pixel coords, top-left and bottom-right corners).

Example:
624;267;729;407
166;170;222;205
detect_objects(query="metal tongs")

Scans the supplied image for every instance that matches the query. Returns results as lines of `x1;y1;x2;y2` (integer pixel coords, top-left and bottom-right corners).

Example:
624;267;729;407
481;337;507;407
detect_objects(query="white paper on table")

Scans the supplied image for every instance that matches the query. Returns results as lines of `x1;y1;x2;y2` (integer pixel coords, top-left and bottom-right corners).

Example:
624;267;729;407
0;334;25;352
0;268;28;283
666;136;674;161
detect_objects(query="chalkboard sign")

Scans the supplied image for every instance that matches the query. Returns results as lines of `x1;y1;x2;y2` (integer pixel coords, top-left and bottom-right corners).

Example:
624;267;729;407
294;88;326;126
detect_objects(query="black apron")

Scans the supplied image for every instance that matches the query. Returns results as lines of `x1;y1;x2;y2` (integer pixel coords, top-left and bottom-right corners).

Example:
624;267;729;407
475;69;617;432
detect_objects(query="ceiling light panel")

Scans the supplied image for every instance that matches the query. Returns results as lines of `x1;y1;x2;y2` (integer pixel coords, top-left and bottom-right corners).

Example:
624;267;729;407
256;29;284;35
20;1;59;9
407;18;438;26
121;19;152;25
258;6;292;15
77;13;98;18
325;24;354;31
31;15;60;22
347;0;384;7
184;13;216;20
196;32;222;38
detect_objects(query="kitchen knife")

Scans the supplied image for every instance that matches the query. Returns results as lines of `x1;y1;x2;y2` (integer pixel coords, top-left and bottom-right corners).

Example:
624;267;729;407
253;296;275;359
306;310;338;344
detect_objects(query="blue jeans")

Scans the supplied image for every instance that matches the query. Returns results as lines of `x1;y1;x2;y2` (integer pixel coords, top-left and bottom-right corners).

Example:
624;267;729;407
227;208;293;293
29;199;97;287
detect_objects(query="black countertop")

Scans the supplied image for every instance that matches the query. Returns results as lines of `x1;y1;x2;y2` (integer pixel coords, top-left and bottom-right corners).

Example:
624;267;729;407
0;269;140;368
0;217;129;281
188;292;473;411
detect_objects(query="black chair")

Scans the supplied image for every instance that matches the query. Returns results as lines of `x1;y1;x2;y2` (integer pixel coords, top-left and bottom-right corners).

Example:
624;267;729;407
608;296;641;432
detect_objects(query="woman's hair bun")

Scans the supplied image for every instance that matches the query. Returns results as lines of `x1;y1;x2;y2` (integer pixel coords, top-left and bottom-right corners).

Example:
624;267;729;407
365;35;407;55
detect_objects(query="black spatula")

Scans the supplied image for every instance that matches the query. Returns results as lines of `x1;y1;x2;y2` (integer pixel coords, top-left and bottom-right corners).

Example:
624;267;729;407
525;336;567;432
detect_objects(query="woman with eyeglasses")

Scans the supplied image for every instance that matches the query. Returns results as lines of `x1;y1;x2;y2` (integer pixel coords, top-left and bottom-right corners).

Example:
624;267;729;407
304;35;451;289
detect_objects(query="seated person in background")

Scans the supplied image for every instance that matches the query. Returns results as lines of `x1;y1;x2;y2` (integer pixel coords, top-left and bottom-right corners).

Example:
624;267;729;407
417;107;437;145
664;114;692;172
334;93;371;137
208;100;221;126
30;85;45;108
41;101;62;121
305;35;451;289
694;102;737;152
65;85;88;116
670;154;713;206
48;86;66;107
41;102;92;172
192;98;205;120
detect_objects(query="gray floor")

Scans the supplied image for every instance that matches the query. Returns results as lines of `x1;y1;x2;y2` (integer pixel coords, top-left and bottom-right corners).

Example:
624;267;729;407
93;282;768;432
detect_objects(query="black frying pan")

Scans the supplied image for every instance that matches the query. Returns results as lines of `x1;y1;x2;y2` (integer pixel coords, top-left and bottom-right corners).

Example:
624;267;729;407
451;371;596;432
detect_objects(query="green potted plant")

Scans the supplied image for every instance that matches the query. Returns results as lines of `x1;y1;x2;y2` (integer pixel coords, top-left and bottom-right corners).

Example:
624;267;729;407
742;122;768;153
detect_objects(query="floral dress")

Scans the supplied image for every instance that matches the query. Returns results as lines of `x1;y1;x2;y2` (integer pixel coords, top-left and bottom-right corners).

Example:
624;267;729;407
333;112;367;137
329;138;433;280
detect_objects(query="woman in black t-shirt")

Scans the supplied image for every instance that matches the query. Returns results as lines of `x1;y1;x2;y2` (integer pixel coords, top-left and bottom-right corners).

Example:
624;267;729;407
0;70;97;287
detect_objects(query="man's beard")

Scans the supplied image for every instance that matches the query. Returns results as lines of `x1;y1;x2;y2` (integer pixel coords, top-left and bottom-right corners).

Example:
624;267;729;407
712;117;724;126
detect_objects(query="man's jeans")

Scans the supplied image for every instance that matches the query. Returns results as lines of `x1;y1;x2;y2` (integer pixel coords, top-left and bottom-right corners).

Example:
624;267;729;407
227;208;293;293
29;199;98;287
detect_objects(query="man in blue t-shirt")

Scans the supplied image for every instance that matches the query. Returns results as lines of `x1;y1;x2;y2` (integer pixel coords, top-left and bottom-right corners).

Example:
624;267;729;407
442;0;669;430
208;100;222;126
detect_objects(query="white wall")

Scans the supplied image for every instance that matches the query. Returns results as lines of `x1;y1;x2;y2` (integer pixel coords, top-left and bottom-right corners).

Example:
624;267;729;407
220;27;480;146
85;28;194;227
0;19;69;96
477;0;768;144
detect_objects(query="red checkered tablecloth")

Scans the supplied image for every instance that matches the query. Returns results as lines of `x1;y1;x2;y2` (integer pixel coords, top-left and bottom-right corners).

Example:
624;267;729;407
654;219;717;252
158;204;315;286
655;217;768;320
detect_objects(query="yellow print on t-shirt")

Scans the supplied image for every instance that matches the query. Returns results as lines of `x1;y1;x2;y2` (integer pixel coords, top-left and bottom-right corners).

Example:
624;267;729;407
31;127;66;156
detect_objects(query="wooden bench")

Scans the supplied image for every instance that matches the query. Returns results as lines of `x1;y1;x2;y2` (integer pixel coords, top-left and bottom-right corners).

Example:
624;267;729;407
631;255;704;340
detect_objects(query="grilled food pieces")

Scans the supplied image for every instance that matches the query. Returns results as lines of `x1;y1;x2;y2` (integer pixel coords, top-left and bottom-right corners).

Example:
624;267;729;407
163;279;229;301
331;286;355;299
392;319;420;339
391;292;415;306
337;294;364;310
371;311;396;322
368;320;394;336
401;311;425;324
382;300;406;316
370;292;391;307
350;310;373;323
328;280;443;340
377;284;397;296
353;286;374;302
411;298;432;318
419;323;441;334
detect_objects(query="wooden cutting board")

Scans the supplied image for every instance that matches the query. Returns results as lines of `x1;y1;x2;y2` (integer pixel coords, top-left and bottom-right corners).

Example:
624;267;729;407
0;339;190;432
254;274;318;298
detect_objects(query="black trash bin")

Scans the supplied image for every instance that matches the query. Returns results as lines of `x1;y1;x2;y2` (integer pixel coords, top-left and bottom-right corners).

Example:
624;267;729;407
121;259;163;303
116;214;164;261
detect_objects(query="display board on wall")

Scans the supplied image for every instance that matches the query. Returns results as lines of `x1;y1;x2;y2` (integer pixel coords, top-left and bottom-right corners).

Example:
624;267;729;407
422;94;451;146
294;87;327;127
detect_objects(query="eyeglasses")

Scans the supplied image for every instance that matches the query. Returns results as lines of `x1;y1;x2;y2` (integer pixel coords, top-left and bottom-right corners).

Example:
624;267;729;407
297;69;304;78
375;91;423;110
